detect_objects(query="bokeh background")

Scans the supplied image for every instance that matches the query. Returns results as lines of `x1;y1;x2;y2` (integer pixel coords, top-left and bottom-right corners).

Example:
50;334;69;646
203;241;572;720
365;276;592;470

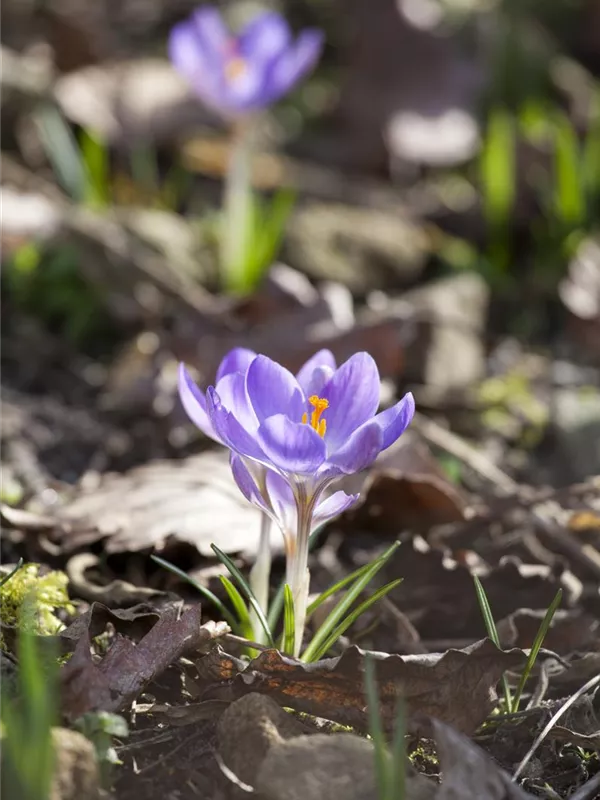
2;0;599;494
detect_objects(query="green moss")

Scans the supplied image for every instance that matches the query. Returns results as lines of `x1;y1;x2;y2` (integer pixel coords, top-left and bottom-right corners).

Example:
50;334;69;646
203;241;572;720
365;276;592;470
0;563;74;641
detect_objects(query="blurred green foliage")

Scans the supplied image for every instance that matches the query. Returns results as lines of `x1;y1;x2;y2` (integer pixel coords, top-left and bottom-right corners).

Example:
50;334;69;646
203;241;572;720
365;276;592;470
4;241;115;351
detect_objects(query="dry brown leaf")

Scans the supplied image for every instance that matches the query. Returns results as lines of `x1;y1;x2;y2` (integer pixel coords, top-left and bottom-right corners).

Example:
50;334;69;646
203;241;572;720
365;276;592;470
200;639;525;735
60;605;228;719
497;608;600;654
429;717;533;799
341;434;469;533
44;451;272;558
59;601;162;647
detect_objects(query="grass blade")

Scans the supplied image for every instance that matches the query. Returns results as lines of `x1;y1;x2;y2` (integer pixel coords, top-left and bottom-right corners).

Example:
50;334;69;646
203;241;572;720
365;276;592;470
301;541;400;663
306;561;376;619
512;588;562;712
219;576;253;640
307;579;403;662
34;105;87;202
267;580;286;632
480;107;516;276
364;655;390;800
80;128;110;209
283;584;296;656
0;558;24;589
473;575;512;711
390;696;407;800
211;545;275;647
553;111;585;228
150;555;238;632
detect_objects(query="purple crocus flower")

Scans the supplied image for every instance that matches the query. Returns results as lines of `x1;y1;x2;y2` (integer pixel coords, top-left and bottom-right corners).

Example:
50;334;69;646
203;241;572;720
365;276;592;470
169;7;324;116
179;348;414;654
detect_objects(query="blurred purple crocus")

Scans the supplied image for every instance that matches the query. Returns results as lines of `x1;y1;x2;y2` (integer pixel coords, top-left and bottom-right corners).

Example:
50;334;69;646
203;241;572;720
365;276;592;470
169;7;324;116
180;348;414;654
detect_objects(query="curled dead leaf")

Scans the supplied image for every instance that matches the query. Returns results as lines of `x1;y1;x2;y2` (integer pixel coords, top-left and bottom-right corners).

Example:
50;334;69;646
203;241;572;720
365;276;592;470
200;638;525;735
60;604;228;719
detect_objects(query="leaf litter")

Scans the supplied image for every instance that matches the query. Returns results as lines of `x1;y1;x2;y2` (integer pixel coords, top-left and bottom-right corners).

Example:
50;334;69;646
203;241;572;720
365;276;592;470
3;16;600;798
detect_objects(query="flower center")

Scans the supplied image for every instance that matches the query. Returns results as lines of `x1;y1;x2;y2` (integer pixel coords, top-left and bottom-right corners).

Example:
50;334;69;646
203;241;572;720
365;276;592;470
302;395;328;438
224;55;247;81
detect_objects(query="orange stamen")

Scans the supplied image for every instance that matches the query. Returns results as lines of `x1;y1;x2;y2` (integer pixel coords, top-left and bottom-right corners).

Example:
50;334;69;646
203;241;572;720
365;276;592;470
302;395;328;437
225;56;247;81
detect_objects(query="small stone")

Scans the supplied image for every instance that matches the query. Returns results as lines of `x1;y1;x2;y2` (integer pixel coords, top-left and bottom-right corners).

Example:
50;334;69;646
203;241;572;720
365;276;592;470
402;273;489;391
256;733;436;800
553;389;600;482
256;733;379;800
50;727;100;800
217;694;310;787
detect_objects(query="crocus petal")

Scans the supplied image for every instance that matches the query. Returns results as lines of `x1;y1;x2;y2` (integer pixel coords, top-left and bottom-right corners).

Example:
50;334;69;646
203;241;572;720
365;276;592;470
247;355;305;423
372;392;415;451
178;363;219;442
207;387;267;464
169;20;226;110
295;349;337;396
312;490;359;530
266;29;324;100
238;12;291;65
257;415;326;474
230;454;270;514
191;7;229;57
322;352;381;450
216;347;257;382
265;470;297;534
214;372;258;434
327;420;383;473
219;65;268;109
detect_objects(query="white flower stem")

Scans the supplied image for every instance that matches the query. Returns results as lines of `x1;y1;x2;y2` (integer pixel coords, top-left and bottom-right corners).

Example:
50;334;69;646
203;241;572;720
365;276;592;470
221;118;254;294
289;487;314;658
249;511;272;644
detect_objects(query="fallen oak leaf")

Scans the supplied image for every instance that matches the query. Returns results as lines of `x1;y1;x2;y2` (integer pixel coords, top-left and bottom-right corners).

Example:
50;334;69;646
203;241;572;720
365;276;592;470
61;605;228;719
199;638;526;735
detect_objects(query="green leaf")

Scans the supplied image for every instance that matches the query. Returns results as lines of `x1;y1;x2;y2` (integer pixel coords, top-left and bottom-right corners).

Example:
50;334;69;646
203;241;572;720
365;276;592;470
364;655;390;799
283;584;296;656
581;94;600;215
553;111;585;228
267;580;286;632
2;602;57;800
219;576;253;641
512;588;562;712
390;695;407;800
302;541;401;662
473;575;512;711
480;107;516;275
306;561;379;619
150;555;238;632
130;141;159;200
211;545;275;647
307;578;403;662
80;128;110;209
34;105;87;202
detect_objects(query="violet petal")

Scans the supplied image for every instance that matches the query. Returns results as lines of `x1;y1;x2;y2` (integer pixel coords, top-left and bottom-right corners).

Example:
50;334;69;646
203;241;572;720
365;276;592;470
216;347;257;382
296;349;337;397
178;364;219;442
372;393;415;451
327;419;383;473
322;352;380;450
247;355;305;424
257;414;326;474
